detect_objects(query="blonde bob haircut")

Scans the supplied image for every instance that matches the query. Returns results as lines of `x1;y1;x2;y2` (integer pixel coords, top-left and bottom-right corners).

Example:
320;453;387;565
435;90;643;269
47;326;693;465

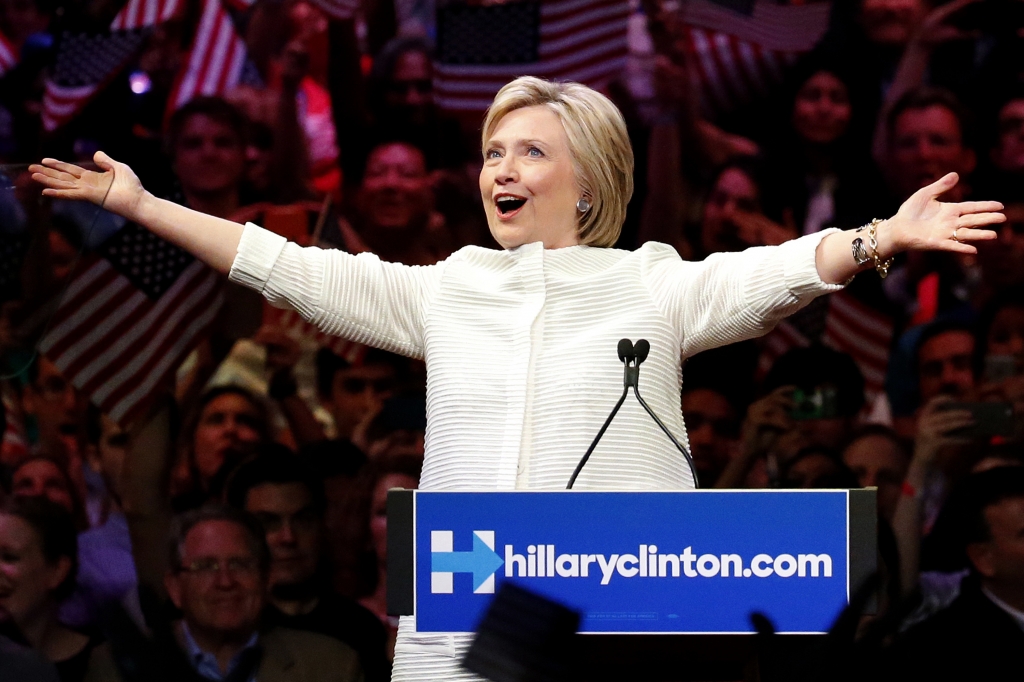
481;76;634;248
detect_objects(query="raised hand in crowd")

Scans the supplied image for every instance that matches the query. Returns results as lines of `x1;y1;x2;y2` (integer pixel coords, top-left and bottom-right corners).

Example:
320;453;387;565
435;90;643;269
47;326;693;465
254;326;330;448
715;386;796;489
891;395;974;593
873;0;982;162
913;396;975;471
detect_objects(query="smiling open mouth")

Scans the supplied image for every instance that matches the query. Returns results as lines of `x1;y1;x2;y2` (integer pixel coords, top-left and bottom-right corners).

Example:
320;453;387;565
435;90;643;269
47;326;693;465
496;196;527;216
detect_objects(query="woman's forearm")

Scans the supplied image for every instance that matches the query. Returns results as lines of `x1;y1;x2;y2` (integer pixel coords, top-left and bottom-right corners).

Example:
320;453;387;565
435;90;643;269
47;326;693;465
132;192;245;274
814;219;899;285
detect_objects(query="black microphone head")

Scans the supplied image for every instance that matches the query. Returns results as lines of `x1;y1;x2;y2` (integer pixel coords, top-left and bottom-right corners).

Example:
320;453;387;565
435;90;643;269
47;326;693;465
634;339;650;364
617;338;634;363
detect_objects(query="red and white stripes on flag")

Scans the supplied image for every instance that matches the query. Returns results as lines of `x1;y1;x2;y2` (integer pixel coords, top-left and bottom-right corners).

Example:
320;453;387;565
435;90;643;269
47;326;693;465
434;0;631;111
110;0;183;30
168;0;247;110
41;29;149;132
1;380;29;462
679;0;830;115
42;83;99;131
39;257;224;425
822;291;893;403
0;29;17;76
263;304;365;364
683;26;797;115
757;291;893;406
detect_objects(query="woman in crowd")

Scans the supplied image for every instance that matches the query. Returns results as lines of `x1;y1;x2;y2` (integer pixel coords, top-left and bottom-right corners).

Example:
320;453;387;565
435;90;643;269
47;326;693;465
694;157;797;258
765;57;890;234
170;386;271;511
10;456;89;531
0;496;97;682
31;75;1004;680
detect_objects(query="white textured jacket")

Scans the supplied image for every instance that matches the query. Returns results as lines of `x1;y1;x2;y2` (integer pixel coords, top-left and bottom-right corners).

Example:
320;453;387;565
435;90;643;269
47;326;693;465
228;222;845;679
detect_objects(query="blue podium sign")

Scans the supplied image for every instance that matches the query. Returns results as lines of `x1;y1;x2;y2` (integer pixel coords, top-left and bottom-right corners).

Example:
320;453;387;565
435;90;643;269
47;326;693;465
389;490;875;635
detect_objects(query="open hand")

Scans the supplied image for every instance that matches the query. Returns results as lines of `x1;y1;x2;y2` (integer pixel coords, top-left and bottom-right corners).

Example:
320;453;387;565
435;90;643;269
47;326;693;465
913;0;981;47
890;172;1003;256
29;152;147;221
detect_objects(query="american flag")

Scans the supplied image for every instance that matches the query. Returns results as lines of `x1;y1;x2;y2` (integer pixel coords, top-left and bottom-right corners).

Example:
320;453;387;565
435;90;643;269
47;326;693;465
757;291;893;407
42;30;149;131
0;29;17;76
110;0;183;30
263;304;365;363
678;0;830;116
306;0;360;20
38;224;224;425
433;0;631;111
821;291;893;403
167;0;248;110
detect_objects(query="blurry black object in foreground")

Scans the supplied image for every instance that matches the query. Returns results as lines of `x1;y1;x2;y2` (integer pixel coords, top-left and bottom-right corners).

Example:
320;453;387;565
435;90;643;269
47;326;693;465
462;582;580;682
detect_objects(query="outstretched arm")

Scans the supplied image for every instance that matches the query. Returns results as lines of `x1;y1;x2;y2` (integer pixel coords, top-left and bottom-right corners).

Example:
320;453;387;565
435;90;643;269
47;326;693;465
30;152;243;274
645;173;1003;359
814;172;1002;284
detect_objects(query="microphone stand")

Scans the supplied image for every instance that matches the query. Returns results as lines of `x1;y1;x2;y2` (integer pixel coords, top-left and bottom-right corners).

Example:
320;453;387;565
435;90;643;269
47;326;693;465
566;339;700;490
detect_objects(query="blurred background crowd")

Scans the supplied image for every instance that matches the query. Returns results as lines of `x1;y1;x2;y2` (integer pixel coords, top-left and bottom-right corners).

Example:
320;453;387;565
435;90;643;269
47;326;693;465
1;0;1024;680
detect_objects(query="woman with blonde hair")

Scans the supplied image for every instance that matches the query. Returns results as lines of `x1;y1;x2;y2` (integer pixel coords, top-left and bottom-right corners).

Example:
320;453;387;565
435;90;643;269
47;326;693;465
32;76;1003;679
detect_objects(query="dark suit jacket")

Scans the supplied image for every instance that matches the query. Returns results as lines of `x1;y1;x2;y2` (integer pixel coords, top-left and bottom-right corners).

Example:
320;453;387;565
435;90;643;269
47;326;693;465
264;593;388;682
884;578;1024;680
84;626;363;682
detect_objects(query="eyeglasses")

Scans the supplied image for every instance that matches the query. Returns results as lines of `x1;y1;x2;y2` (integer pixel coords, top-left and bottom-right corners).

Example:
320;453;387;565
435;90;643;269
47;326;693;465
178;556;261;577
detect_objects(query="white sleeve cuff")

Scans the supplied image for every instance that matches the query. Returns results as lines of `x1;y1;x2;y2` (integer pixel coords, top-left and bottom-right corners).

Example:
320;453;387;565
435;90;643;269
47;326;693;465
227;222;289;293
782;228;847;300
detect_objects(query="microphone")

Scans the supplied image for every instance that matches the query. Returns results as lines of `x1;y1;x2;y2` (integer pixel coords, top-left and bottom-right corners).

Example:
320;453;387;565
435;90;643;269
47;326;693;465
617;338;634;363
567;339;700;490
633;339;650;364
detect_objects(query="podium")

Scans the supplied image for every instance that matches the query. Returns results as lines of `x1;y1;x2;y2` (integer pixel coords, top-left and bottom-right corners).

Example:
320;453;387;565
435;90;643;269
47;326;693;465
388;489;876;680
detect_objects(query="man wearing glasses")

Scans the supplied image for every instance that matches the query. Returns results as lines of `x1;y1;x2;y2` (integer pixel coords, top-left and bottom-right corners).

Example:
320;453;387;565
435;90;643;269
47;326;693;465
84;506;363;682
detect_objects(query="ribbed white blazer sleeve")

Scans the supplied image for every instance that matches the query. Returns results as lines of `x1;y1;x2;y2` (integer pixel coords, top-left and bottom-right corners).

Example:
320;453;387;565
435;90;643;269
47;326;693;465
642;229;846;357
227;223;444;358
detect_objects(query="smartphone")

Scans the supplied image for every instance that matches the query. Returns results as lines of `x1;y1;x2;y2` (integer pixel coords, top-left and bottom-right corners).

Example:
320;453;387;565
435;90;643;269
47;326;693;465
940;402;1015;439
790;386;839;421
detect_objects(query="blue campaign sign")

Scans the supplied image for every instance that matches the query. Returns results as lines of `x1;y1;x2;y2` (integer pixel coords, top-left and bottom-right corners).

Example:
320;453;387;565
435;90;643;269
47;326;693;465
413;491;851;634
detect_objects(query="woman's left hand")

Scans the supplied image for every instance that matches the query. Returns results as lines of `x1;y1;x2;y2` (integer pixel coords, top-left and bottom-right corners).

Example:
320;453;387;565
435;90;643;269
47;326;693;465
887;172;1003;256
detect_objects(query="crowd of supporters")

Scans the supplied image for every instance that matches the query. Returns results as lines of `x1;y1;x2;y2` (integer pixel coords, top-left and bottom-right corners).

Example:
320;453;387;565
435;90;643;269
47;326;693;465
1;0;1024;680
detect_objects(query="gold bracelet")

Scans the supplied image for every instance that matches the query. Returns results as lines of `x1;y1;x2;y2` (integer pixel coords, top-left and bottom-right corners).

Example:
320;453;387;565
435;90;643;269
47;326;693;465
867;218;893;279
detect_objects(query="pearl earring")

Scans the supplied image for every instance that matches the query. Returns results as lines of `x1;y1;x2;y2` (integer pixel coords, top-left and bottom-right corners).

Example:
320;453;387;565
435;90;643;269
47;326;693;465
576;197;591;213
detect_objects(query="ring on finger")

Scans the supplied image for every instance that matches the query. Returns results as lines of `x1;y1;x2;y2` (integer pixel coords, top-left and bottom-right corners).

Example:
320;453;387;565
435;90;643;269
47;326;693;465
952;227;960;242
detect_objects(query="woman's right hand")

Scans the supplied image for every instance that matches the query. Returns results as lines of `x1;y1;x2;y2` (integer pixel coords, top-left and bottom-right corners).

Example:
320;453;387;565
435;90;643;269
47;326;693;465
29;151;147;221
